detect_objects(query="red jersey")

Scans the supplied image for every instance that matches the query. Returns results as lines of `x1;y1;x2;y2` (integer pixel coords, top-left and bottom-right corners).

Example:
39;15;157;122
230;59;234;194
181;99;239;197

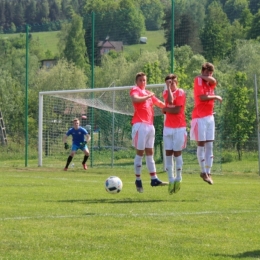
130;86;160;125
192;76;217;119
163;88;186;128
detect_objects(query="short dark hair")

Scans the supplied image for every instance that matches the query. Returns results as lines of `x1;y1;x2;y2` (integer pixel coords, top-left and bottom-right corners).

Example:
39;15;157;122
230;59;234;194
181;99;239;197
135;72;146;82
165;73;178;82
202;62;214;72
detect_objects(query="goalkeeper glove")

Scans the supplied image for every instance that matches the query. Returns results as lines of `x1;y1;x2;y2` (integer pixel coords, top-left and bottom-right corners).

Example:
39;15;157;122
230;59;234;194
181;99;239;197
64;143;69;150
80;141;87;148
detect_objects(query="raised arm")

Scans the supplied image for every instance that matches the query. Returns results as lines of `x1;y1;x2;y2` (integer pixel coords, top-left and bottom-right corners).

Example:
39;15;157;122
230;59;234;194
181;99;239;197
199;94;222;102
199;75;217;85
131;92;155;103
162;105;181;114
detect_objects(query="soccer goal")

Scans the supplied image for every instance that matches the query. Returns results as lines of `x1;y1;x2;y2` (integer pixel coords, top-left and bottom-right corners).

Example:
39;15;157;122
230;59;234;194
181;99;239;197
38;84;222;173
38;84;166;168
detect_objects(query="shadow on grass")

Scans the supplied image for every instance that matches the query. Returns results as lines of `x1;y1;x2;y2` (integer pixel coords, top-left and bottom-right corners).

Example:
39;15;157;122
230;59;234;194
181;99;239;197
56;198;166;204
215;250;260;258
54;198;199;204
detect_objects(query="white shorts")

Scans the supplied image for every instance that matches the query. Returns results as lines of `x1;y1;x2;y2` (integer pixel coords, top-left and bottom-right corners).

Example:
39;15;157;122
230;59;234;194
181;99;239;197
163;127;187;151
190;115;215;141
132;123;155;150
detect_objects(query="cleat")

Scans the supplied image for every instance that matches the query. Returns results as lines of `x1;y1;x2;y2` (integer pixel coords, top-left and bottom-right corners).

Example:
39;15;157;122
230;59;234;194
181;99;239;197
64;167;68;171
135;180;143;193
207;174;214;185
174;180;181;193
150;178;168;187
200;173;212;185
82;163;88;170
168;182;175;195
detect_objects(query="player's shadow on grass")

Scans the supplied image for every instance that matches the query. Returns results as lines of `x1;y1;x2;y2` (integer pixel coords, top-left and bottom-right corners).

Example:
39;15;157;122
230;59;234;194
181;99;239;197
55;198;199;204
56;198;167;204
215;250;260;258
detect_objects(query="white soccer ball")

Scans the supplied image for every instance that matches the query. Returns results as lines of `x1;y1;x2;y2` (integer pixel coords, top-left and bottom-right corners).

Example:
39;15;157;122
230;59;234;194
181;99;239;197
105;176;123;194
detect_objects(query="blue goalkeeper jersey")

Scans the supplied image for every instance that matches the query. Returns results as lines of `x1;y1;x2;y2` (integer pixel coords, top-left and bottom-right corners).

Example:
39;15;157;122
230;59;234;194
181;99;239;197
66;127;88;146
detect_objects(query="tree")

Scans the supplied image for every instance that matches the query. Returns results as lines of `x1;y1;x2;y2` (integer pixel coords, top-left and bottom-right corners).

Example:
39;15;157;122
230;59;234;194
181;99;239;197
4;0;14;28
25;0;37;25
0;0;5;27
0;69;25;139
33;59;88;93
174;13;202;53
140;0;164;30
248;10;260;40
63;14;90;75
227;40;260;83
200;1;232;62
224;0;249;22
162;0;204;53
222;72;255;160
49;0;60;21
35;0;49;23
13;2;25;28
10;22;16;33
240;8;253;28
117;0;145;44
249;0;260;15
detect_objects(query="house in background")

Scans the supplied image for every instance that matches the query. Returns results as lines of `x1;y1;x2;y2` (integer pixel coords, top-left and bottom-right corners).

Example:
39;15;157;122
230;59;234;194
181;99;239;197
40;59;57;68
98;37;123;55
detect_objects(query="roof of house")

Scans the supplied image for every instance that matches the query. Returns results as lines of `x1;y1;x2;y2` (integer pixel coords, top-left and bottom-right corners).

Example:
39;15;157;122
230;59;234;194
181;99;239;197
98;40;123;51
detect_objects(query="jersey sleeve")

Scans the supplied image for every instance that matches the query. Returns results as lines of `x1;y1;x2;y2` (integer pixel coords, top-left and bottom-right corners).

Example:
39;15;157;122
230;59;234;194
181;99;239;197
174;89;186;107
194;77;205;97
81;127;88;135
130;86;139;96
66;128;72;136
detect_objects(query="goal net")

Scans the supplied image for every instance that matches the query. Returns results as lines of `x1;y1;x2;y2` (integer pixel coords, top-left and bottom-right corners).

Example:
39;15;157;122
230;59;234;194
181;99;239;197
38;84;222;173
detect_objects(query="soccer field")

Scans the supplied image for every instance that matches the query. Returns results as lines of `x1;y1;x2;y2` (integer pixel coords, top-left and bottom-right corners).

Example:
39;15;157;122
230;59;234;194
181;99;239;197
0;167;259;260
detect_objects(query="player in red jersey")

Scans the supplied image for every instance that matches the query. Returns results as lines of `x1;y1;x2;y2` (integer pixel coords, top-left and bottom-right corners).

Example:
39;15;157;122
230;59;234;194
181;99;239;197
130;72;167;193
162;74;187;194
190;62;222;184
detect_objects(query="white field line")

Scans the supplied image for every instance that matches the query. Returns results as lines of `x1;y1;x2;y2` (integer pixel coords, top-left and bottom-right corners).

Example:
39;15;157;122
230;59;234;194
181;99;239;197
1;174;257;185
0;210;259;221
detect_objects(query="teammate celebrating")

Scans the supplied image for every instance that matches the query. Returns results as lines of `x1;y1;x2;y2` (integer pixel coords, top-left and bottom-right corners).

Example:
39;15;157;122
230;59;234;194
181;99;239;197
162;74;187;194
190;62;222;184
63;118;91;171
130;72;167;193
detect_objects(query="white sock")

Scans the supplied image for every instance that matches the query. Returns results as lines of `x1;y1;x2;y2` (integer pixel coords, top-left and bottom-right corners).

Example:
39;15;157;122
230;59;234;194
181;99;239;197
174;155;183;181
146;155;157;179
197;146;206;173
205;142;213;174
134;155;143;175
166;155;174;182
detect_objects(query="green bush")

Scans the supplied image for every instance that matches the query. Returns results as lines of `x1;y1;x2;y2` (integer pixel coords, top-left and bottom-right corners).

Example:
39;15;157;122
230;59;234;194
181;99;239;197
221;152;233;163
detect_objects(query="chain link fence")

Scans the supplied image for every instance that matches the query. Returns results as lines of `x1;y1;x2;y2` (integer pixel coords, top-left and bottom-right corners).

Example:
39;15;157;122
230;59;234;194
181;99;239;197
0;2;260;174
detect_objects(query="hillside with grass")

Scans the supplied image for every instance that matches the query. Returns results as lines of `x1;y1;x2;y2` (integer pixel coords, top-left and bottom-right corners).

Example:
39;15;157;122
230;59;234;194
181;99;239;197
0;30;165;59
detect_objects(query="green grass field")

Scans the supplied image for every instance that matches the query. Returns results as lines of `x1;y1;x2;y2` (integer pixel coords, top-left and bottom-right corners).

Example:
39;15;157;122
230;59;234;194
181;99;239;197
0;31;60;56
0;30;165;58
124;30;165;55
0;166;259;259
30;31;60;55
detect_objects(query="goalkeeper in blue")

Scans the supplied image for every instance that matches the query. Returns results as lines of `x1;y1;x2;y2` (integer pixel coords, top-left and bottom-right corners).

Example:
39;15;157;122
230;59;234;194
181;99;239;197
63;118;91;171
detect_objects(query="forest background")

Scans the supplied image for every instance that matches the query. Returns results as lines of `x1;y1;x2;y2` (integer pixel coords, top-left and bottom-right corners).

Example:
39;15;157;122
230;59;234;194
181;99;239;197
0;0;260;168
